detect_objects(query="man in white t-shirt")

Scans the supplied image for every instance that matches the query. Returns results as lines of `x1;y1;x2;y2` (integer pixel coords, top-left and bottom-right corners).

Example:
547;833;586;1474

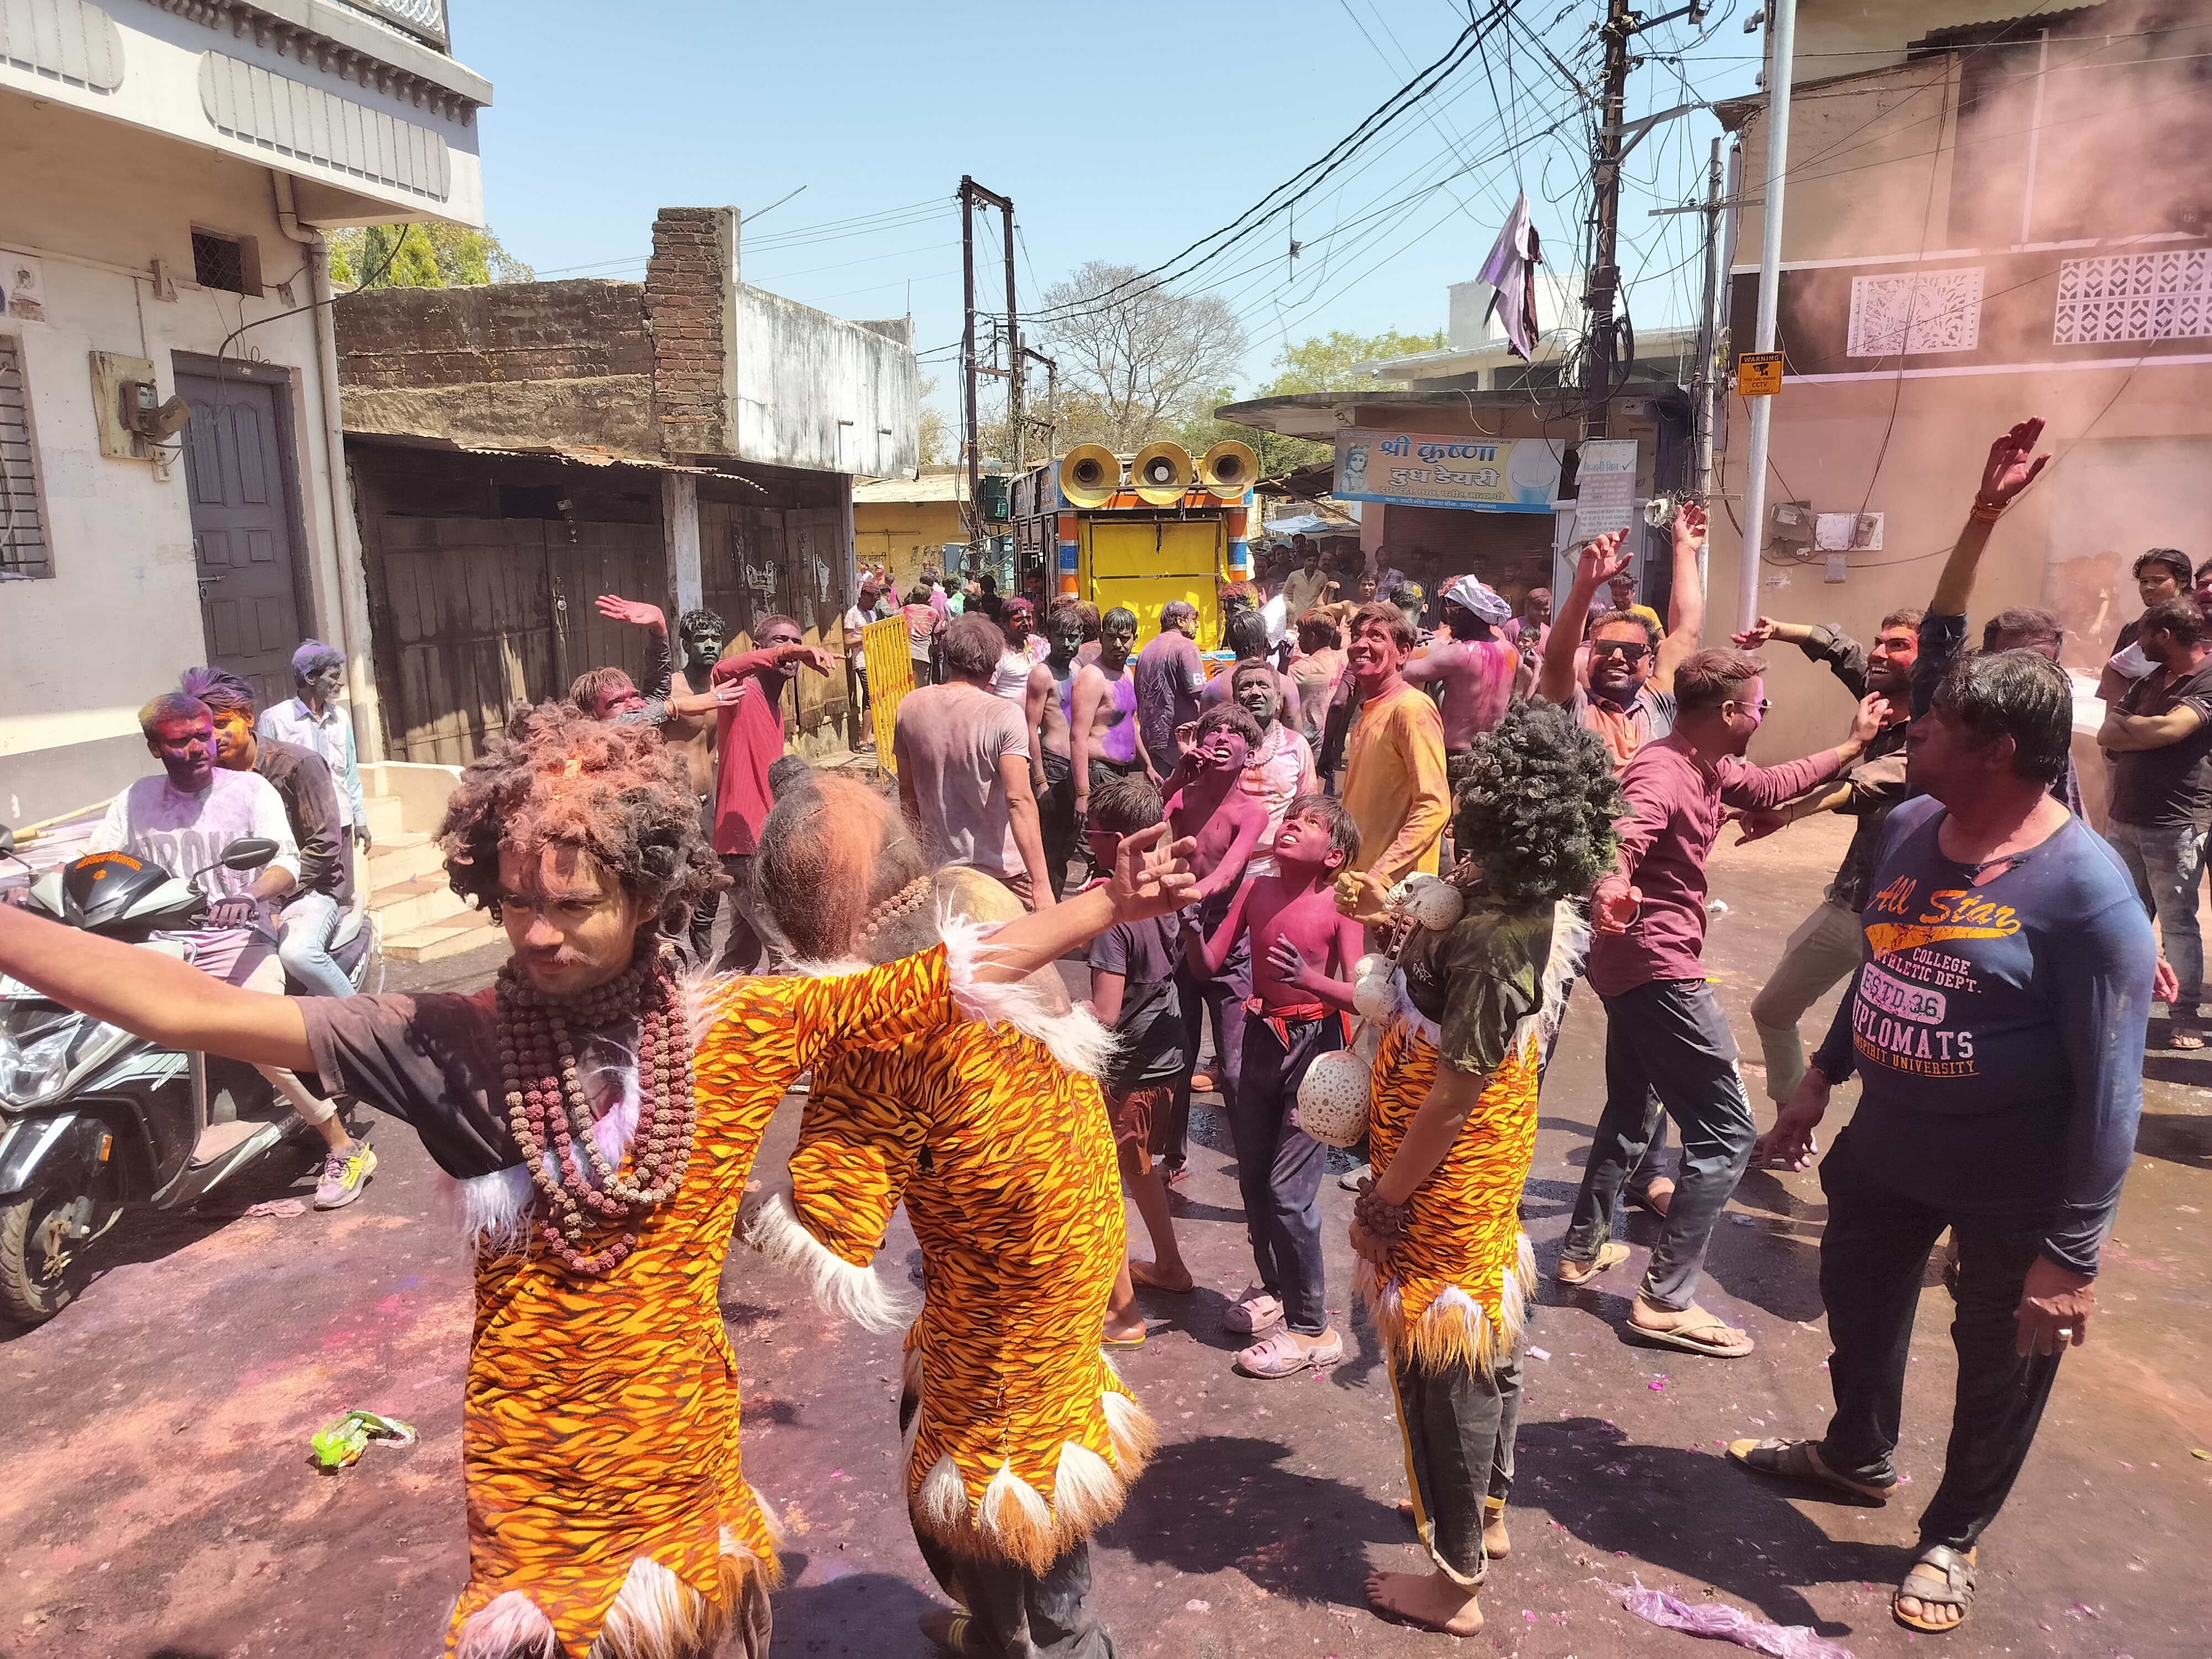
85;691;376;1208
843;579;882;744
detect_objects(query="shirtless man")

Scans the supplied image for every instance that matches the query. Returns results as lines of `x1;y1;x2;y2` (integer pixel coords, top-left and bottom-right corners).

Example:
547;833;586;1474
1027;604;1079;900
1190;794;1365;1375
1164;706;1273;908
1405;576;1523;798
1072;606;1154;827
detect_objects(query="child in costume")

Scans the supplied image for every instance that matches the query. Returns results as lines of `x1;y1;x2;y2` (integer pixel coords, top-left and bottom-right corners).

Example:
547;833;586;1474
1087;775;1195;1343
0;706;1194;1659
748;779;1153;1659
1344;700;1623;1637
1188;794;1367;1377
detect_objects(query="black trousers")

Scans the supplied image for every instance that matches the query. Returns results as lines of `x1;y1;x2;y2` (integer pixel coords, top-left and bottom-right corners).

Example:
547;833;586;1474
900;1388;1118;1656
1230;1010;1344;1336
1169;900;1248;1173
1039;750;1076;902
1815;1126;2064;1551
1391;1334;1524;1588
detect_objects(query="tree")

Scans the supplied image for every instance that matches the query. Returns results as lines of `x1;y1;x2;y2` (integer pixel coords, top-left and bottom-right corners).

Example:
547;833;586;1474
1260;327;1446;396
916;377;948;468
1036;262;1248;453
327;222;534;289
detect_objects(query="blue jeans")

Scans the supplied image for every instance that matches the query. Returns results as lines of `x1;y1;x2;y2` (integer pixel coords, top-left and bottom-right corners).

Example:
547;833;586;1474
276;891;354;998
2105;817;2206;1012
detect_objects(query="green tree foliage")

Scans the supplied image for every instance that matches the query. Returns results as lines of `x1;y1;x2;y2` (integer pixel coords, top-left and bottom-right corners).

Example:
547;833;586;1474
1178;329;1449;477
327;222;534;289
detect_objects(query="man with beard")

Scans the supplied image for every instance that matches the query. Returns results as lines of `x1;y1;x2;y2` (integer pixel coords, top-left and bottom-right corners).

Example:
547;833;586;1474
1726;608;1923;1108
1135;602;1209;777
1072;607;1155;821
1538;505;1707;771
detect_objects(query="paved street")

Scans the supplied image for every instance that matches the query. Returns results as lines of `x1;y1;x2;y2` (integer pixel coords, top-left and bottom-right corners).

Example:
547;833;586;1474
3;815;2208;1658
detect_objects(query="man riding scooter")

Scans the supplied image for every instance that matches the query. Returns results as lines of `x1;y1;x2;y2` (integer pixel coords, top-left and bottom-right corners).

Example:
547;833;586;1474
82;688;374;1209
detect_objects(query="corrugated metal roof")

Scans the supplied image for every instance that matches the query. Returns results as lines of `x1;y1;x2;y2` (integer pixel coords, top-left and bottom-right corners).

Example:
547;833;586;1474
1911;3;2105;52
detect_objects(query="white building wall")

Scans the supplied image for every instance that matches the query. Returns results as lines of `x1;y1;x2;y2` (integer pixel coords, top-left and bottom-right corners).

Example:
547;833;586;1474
731;285;920;480
1;97;351;822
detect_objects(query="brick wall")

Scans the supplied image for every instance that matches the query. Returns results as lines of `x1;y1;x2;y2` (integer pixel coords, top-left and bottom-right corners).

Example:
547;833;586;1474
333;280;650;389
644;206;734;456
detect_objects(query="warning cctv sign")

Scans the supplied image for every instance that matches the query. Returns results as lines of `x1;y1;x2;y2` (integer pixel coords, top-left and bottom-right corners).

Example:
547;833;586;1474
1736;351;1785;397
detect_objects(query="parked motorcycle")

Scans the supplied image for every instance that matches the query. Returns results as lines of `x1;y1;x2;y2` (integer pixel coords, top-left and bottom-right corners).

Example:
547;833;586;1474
0;827;373;1324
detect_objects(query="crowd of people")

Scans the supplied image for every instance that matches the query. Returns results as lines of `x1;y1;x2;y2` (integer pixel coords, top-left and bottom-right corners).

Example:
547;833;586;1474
0;418;2173;1655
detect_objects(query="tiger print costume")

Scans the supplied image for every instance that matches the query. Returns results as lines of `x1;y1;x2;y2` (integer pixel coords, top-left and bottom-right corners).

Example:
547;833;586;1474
443;945;961;1658
752;1004;1155;1574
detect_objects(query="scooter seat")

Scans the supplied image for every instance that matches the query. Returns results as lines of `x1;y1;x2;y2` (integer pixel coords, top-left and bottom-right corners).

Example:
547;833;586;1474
190;1119;265;1166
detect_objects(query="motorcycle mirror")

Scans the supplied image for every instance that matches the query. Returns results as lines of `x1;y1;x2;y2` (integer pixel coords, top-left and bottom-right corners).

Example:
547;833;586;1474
220;837;280;872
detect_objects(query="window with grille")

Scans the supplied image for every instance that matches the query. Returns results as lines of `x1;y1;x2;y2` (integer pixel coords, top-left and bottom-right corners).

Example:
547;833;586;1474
0;340;50;580
191;229;256;295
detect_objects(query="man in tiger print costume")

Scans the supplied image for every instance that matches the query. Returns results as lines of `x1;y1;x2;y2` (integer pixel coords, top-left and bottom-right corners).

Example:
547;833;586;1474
1343;702;1622;1639
0;709;1194;1659
749;795;1150;1659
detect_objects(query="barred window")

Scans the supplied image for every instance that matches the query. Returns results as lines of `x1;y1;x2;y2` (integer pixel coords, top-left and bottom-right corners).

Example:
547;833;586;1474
0;339;49;580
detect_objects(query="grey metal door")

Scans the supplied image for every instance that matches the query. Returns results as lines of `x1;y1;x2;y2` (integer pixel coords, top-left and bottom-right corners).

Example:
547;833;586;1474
175;368;309;713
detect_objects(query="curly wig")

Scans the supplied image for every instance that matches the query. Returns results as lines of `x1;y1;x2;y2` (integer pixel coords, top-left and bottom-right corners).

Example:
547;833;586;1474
437;701;723;932
1449;700;1625;909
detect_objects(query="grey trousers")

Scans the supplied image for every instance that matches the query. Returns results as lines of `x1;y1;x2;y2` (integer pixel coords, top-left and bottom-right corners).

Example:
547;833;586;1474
1389;1334;1524;1588
1748;898;1865;1104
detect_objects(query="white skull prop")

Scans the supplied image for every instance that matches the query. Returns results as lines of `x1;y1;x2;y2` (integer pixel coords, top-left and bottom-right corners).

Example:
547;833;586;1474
1386;872;1466;932
1351;954;1399;1022
1295;1048;1373;1148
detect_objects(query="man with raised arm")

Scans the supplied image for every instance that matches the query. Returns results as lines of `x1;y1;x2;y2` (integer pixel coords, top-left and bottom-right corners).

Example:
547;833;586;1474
1554;648;1884;1358
1538;502;1707;771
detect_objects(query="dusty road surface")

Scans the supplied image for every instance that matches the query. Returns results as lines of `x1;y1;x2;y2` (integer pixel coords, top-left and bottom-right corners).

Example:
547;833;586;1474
4;815;2208;1657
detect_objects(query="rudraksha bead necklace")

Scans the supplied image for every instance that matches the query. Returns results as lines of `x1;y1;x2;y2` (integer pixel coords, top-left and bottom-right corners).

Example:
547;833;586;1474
494;944;697;1275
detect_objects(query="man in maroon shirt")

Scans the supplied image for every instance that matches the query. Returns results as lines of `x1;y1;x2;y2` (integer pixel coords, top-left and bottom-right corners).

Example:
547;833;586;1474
707;613;836;970
1555;648;1883;1358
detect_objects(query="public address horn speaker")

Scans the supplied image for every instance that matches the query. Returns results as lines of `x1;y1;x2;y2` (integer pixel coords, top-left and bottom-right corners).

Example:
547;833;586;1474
1199;439;1258;499
1059;444;1121;509
1130;441;1195;507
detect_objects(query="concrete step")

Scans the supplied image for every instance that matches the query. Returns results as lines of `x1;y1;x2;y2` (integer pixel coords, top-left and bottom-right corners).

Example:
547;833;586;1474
369;873;468;935
381;906;499;964
365;830;443;886
361;794;407;841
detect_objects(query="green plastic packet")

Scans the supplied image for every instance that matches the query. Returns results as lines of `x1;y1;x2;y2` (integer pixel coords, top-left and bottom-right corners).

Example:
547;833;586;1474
311;1409;418;1470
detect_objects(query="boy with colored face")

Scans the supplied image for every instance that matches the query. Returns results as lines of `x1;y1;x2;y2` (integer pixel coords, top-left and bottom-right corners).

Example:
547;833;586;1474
1190;794;1365;1376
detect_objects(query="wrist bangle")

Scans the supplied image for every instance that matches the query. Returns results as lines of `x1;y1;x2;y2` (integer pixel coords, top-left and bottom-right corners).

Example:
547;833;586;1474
1968;497;2006;523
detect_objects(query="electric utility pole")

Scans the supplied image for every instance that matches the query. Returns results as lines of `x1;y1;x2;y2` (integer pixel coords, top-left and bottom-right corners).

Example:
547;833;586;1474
1737;0;1798;632
958;176;1018;541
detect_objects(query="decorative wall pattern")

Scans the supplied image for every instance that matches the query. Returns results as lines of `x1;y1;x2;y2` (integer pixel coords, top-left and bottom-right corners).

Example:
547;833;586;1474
0;0;123;93
1846;268;1985;357
199;49;451;201
2053;248;2212;345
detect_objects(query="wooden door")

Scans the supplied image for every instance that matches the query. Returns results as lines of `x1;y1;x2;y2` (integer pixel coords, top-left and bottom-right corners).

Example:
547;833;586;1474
175;368;310;712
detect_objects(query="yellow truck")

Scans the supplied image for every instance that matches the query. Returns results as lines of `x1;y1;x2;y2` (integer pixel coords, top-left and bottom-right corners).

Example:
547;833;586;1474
1008;440;1259;648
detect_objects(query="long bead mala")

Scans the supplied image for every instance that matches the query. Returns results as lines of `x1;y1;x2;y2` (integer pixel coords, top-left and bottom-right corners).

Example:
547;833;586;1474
494;945;698;1275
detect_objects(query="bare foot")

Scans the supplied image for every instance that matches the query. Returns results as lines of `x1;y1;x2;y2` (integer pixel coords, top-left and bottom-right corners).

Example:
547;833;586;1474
1366;1568;1483;1636
1394;1499;1509;1559
1641;1176;1675;1217
1129;1259;1194;1293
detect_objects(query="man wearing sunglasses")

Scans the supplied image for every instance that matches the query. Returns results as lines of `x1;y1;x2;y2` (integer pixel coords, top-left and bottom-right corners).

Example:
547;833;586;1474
1538;505;1709;772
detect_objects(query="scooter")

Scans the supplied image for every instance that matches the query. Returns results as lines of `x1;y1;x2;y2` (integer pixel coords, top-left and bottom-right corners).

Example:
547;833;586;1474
0;828;373;1325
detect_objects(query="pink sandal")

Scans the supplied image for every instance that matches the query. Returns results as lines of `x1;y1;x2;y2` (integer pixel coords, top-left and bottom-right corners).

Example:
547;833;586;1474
1235;1326;1344;1378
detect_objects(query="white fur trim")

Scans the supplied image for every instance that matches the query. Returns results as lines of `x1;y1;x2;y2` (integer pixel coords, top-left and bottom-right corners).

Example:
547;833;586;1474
1099;1389;1157;1471
744;1188;914;1334
1051;1440;1125;1532
594;1554;696;1659
744;1487;788;1552
444;1165;536;1258
915;1452;969;1531
453;1590;559;1659
933;906;1124;1079
979;1459;1053;1543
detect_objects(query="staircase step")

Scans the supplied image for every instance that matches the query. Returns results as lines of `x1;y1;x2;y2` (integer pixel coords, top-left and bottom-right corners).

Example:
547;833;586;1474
369;874;467;935
365;830;444;885
381;907;499;964
361;794;407;840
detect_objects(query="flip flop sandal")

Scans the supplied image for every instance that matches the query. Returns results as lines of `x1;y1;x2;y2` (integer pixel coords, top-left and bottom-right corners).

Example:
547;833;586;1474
1726;1437;1895;1503
1892;1545;1976;1634
1235;1326;1344;1378
1626;1303;1755;1358
2164;1023;2206;1050
1129;1261;1195;1293
1101;1328;1147;1349
1555;1241;1631;1286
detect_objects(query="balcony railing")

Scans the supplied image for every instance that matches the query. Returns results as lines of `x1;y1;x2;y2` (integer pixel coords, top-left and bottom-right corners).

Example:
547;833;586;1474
333;0;449;52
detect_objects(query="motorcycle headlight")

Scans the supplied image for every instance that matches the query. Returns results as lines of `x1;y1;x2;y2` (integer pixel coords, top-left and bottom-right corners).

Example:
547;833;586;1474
0;1004;81;1108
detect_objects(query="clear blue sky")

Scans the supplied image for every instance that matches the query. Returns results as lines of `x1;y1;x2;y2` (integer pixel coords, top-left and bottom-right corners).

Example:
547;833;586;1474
452;0;1762;415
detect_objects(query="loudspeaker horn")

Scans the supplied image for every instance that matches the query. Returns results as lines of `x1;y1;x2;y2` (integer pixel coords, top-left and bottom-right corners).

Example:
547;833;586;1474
1129;441;1195;507
1199;439;1258;499
1058;444;1121;509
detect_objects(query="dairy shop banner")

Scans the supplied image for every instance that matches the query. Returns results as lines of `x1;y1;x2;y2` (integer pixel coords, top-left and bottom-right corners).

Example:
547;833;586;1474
1332;430;1565;513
